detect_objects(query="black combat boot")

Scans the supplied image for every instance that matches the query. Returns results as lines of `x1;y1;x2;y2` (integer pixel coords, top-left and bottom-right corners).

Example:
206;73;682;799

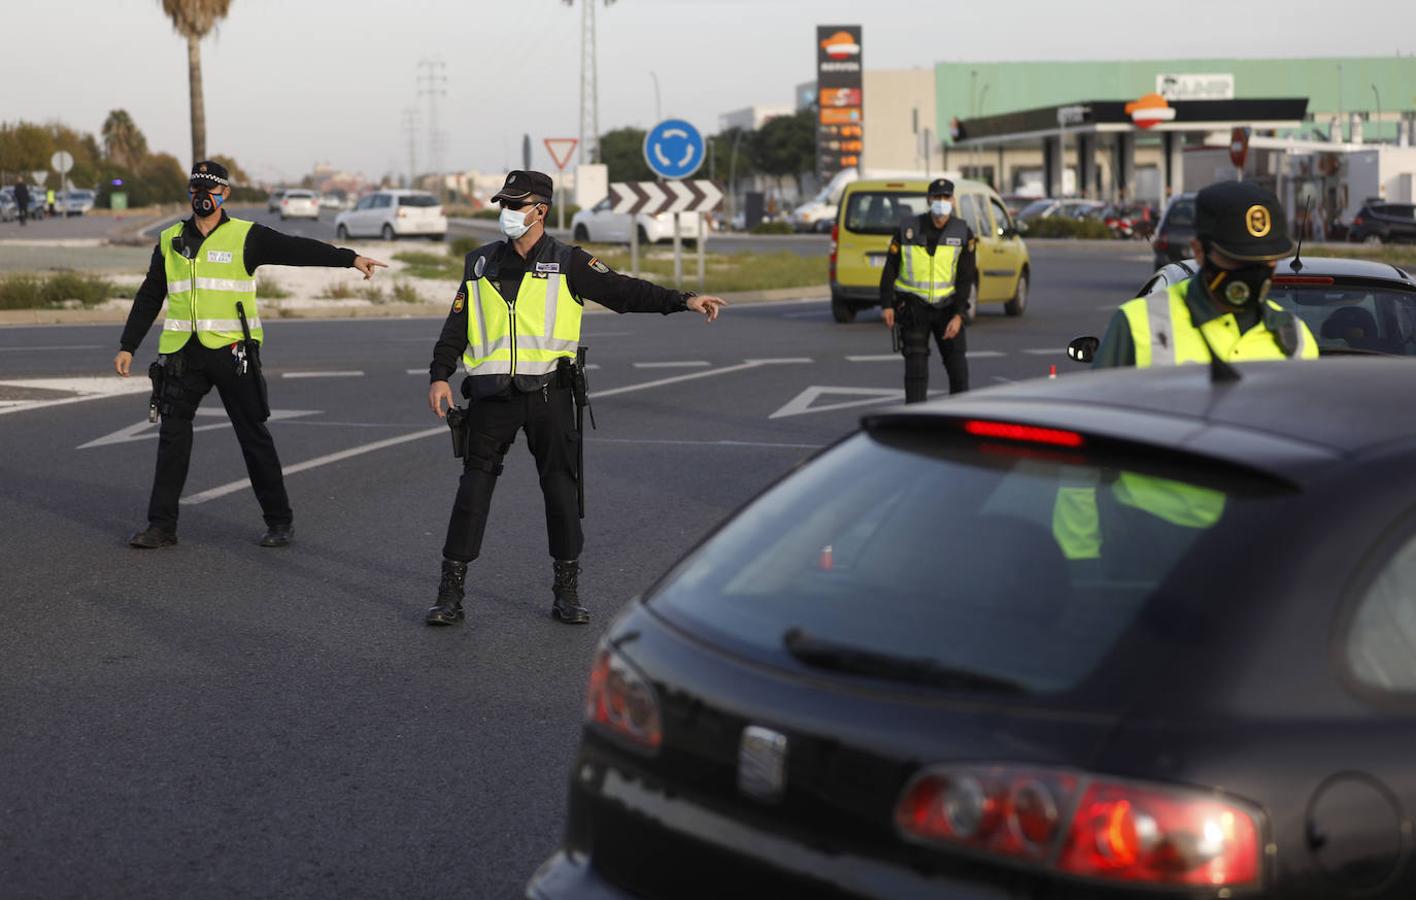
425;559;468;626
551;559;590;624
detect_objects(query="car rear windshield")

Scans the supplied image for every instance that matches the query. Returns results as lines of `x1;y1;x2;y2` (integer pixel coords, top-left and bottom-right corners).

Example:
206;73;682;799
650;429;1287;698
1162;198;1195;227
286;191;314;198
399;194;439;208
1373;204;1415;219
1273;285;1416;356
844;191;927;235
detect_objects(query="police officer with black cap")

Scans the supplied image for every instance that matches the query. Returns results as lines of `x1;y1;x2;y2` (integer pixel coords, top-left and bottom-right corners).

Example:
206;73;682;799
115;160;387;548
879;177;977;401
1092;180;1317;368
423;170;727;627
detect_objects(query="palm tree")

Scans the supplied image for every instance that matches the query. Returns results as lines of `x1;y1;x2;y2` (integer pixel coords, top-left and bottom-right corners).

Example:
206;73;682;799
101;110;149;169
159;0;232;164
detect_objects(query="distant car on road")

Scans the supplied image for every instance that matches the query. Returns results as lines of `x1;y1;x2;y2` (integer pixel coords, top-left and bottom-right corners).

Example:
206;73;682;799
1015;198;1105;231
1150;191;1197;268
570;198;703;245
266;189;288;213
319;190;348;211
1000;193;1041;218
529;357;1416;900
334;190;446;241
60;189;96;216
1138;255;1416;357
277;189;320;220
1349;201;1416;245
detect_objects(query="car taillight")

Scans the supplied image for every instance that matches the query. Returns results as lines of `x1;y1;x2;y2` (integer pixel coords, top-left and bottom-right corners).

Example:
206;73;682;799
896;765;1263;889
964;419;1084;448
829;222;839;282
1153;236;1169;250
1353;215;1364;226
584;642;662;753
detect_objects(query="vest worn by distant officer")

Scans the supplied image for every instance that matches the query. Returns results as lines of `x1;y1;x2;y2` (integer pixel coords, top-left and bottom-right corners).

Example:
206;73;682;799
462;236;583;390
893;215;969;305
158;218;260;354
1119;278;1317;367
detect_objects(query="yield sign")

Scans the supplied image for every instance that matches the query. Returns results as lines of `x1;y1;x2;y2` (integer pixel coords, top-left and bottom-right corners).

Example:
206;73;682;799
543;138;579;171
77;408;319;449
769;386;906;419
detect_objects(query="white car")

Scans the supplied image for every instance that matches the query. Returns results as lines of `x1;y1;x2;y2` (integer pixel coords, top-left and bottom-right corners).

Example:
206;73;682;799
266;189;288;212
334;190;447;241
278;189;321;220
60;189;96;216
570;198;703;244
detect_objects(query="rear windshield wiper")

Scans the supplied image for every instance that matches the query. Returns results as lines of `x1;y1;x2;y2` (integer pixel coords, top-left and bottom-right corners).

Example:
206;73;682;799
783;628;1026;694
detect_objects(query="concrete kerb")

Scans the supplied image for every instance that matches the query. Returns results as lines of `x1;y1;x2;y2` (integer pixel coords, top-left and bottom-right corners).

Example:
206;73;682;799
0;284;828;327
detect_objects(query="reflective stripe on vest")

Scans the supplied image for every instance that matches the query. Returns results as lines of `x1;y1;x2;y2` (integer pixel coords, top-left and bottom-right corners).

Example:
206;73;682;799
462;248;582;376
894;241;960;304
1120;279;1318;368
157;218;261;353
1052;472;1227;561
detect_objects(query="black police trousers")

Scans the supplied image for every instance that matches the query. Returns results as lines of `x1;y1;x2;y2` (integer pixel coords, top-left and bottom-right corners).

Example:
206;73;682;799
900;298;969;403
442;383;582;564
148;340;291;532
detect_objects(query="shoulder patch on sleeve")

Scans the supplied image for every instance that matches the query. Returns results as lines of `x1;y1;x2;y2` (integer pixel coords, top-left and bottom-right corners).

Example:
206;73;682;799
967;237;978;251
588;256;610;274
452;290;465;313
888;239;900;254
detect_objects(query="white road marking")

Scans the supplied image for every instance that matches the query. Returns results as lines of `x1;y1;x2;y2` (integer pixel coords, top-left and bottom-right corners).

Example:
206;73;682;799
77;409;321;449
1022;348;1061;355
632;361;711;369
0;376;150;417
589;437;822;449
281;370;365;379
770;386;905;419
182;358;811;505
744;357;813;364
845;354;898;362
406;368;426;375
967;351;1005;359
0;344;103;352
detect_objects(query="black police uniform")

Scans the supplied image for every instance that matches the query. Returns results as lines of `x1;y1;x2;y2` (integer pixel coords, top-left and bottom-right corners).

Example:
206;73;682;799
878;183;977;402
120;162;362;545
428;233;693;568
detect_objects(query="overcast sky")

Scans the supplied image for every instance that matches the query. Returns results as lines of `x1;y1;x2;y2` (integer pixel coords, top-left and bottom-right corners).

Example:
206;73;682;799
4;0;1415;184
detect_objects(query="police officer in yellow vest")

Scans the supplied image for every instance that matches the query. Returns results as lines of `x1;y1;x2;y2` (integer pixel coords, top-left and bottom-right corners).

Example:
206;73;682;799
424;170;727;627
1053;180;1316;562
1091;180;1317;369
879;178;977;401
114;160;386;549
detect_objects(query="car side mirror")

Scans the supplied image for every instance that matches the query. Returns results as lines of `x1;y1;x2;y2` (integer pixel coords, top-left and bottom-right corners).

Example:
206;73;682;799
1067;336;1100;364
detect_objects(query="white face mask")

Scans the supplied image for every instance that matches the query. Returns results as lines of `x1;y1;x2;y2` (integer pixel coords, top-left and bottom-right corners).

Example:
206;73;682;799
499;206;537;239
930;199;953;218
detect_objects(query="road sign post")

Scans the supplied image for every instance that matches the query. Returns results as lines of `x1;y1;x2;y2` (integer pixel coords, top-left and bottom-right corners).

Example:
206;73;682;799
544;138;579;232
51;151;73;202
643;119;706;288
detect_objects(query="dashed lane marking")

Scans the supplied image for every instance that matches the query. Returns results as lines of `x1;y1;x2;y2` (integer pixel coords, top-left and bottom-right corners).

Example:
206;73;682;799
1022;348;1062;355
0;344;103;352
632;361;711;369
281;370;365;379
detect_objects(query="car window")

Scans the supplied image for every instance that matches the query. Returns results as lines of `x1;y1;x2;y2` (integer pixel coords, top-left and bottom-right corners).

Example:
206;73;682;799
1018;200;1052;220
987;196;1013;237
651;430;1287;698
843;191;928;235
1163;198;1195;227
399;194;438;207
957;194;988;236
593;198;612;213
1270;286;1416;356
1347;531;1416;691
374;194;393;209
353;196;370;211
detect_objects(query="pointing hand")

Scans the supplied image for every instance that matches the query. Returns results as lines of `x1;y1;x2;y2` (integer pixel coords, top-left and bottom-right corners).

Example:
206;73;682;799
687;295;727;322
354;256;388;280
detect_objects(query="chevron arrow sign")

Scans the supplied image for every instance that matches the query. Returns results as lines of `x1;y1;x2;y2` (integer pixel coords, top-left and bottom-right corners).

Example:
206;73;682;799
606;180;724;216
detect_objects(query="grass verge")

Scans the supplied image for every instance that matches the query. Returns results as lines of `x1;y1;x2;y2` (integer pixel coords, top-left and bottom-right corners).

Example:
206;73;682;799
257;276;291;298
0;272;122;309
393;251;462;281
578;244;826;294
1305;244;1416;270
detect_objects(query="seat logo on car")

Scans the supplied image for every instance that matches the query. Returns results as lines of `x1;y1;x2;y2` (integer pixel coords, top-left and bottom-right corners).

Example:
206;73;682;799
738;725;788;802
1246;205;1272;238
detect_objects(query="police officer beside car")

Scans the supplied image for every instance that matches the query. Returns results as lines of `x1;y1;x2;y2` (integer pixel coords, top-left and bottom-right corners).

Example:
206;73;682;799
1090;180;1317;368
424;170;727;628
114;160;387;549
879;178;977;401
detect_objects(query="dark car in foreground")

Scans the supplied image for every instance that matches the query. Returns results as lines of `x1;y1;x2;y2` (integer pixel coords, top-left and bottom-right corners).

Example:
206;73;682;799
1349;202;1416;245
1139;256;1416;355
530;360;1416;899
1150;192;1196;268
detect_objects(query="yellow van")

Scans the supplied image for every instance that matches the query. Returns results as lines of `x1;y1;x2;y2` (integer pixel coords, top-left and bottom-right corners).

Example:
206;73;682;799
829;178;1030;324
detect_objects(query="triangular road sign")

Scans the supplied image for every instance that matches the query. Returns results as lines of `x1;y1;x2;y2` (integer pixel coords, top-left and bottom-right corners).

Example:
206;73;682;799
769;386;905;419
543;138;579;171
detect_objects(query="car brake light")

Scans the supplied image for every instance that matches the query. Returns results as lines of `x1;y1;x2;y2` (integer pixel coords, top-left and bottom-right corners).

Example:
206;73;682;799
896;765;1263;889
1153;237;1169;250
964;419;1084;448
1353;215;1364;226
585;642;662;753
829;223;839;282
1272;275;1333;285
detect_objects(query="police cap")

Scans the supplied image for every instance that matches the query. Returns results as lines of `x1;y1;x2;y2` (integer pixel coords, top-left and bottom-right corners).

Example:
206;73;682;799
491;170;554;204
189;160;230;189
927;178;955;197
1194;180;1294;262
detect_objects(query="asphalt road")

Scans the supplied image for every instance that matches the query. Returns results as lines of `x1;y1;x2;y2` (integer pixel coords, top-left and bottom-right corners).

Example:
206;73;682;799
0;242;1150;898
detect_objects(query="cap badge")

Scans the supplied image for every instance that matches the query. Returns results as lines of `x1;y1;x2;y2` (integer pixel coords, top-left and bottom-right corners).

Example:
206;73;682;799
198;164;208;172
1245;205;1272;238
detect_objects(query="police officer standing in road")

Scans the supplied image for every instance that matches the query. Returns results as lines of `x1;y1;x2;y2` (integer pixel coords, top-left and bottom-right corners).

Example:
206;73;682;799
424;170;727;627
879;178;977;401
114;160;387;549
1091;180;1317;368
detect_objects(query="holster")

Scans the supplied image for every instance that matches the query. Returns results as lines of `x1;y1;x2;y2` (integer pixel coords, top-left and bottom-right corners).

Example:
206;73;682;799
446;405;468;458
560;348;595;519
147;352;188;422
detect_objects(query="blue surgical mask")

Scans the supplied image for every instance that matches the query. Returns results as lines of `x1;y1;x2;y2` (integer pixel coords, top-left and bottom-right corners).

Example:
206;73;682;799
930;199;953;218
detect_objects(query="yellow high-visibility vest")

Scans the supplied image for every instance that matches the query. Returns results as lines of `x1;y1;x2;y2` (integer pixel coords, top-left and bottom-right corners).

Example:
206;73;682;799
1119;279;1317;367
462;243;582;376
157;218;260;353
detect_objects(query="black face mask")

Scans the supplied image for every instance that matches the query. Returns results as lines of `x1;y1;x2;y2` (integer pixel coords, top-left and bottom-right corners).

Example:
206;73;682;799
190;190;220;217
1203;259;1273;308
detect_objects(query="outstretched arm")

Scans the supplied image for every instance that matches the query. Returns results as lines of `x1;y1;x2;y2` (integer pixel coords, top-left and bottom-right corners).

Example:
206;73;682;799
244;223;385;277
565;248;726;321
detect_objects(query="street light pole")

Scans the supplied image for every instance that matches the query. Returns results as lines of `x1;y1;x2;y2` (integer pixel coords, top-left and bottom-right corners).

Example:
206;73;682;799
650;71;662;122
1372;84;1383;142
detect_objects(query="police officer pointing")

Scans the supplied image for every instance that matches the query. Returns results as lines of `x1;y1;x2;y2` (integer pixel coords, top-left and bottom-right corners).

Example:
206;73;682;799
115;160;387;549
425;170;727;627
879;178;977;401
1092;180;1317;368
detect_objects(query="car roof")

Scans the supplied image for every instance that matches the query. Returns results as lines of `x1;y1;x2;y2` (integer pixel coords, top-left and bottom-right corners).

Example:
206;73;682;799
1159;255;1413;285
862;359;1416;484
845;178;998;197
